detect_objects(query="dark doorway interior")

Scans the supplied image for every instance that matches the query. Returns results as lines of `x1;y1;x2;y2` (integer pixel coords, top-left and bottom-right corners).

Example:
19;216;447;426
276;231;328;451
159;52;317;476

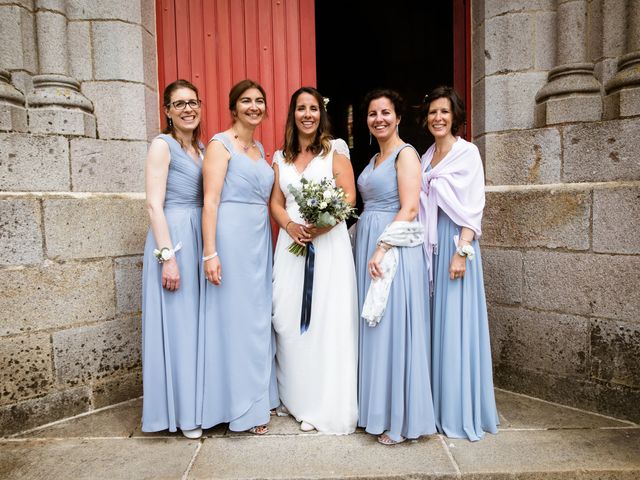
315;2;454;187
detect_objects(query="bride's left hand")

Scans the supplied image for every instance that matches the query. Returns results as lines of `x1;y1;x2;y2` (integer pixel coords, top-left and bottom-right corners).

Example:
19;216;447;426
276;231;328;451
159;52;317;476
286;222;311;245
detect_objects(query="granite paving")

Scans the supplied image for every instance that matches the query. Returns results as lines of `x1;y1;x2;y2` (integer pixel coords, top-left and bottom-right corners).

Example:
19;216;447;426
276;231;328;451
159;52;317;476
1;389;638;479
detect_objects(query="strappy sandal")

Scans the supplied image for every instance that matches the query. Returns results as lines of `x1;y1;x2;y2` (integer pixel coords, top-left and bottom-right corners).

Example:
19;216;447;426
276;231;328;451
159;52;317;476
248;424;269;435
377;432;406;445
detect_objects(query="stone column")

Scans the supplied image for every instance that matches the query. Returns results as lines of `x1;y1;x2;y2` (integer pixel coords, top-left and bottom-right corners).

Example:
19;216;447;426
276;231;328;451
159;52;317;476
604;0;640;118
535;0;602;125
0;70;28;133
0;1;29;133
27;0;96;136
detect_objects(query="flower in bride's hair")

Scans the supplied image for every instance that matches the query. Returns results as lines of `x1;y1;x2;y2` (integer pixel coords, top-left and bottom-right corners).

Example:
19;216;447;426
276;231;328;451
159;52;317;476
323;97;330;108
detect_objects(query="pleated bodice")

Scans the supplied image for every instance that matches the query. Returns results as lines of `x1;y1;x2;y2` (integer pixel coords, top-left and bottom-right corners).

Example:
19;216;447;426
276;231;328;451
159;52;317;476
158;134;203;208
212;133;273;206
357;144;411;213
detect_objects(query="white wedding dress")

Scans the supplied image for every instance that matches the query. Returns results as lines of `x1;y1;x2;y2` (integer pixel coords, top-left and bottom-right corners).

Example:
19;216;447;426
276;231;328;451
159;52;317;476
272;138;358;434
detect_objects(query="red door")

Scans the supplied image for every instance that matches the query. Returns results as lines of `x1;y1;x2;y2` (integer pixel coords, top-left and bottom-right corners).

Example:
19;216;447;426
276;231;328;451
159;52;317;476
156;0;317;160
156;0;471;148
453;0;471;139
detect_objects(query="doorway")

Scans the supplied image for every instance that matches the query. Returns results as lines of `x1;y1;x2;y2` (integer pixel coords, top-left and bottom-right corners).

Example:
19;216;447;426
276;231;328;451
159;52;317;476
315;2;454;180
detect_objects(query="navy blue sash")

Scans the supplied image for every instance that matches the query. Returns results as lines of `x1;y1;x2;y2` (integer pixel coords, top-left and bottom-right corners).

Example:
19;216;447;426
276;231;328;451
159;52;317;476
300;242;315;334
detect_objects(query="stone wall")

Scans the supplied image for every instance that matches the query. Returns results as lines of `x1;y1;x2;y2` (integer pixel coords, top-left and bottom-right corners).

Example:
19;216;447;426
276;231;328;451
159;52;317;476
474;0;640;422
0;0;157;436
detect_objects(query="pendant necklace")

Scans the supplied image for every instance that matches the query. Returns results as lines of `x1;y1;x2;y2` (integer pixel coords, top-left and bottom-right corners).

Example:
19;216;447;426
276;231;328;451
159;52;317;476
232;129;256;152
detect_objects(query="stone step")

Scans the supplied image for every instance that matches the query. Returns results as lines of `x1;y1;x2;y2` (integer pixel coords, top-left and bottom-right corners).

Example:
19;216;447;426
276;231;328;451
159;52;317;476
1;389;639;480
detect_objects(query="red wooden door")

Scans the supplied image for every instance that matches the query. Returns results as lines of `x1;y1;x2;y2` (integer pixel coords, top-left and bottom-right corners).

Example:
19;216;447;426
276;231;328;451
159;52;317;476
156;0;317;161
453;0;471;139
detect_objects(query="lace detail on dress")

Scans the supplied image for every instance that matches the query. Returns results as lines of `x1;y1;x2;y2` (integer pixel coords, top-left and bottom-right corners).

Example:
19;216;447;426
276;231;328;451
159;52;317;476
273;150;284;166
332;138;350;159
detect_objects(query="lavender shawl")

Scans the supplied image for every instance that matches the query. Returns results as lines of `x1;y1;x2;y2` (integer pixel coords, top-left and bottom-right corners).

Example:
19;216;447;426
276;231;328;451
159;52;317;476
418;137;485;287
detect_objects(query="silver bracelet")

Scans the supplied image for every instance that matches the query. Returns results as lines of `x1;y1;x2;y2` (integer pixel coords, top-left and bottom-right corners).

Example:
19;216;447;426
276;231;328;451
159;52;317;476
202;252;218;261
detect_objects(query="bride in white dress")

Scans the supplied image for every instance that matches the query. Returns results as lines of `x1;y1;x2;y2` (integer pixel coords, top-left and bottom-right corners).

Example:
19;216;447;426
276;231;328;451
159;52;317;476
269;87;358;434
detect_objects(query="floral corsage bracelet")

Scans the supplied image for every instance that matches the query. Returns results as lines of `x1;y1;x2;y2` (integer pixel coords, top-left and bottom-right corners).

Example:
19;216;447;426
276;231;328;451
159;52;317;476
153;241;182;263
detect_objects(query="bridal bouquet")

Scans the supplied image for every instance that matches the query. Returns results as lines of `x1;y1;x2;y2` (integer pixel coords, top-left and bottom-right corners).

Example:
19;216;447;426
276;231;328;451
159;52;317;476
287;176;358;256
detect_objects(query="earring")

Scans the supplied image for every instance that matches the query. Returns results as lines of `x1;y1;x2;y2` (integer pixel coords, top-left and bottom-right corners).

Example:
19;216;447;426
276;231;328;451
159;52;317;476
369;132;372;145
396;124;399;136
167;117;173;128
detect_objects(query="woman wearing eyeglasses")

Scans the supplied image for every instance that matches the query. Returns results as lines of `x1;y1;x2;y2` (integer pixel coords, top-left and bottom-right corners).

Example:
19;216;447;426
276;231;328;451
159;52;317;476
141;79;205;438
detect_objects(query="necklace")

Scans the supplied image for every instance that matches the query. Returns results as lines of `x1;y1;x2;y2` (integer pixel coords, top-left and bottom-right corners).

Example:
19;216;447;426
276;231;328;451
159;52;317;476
232;129;256;152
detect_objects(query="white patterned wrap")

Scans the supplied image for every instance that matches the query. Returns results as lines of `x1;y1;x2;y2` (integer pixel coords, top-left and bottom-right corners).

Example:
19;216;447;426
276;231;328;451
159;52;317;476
361;221;424;326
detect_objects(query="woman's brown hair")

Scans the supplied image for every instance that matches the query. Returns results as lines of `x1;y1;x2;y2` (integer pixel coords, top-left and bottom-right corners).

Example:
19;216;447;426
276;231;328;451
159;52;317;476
282;86;332;163
162;79;202;152
420;85;466;134
228;79;268;121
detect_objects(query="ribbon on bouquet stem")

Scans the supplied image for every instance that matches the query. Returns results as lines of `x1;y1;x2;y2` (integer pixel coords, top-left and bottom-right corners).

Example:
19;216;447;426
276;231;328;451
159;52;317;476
300;242;315;334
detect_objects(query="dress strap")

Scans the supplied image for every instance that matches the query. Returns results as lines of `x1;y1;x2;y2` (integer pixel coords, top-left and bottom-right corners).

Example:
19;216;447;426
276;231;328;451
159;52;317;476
156;133;178;149
210;132;234;154
256;141;266;159
394;143;420;163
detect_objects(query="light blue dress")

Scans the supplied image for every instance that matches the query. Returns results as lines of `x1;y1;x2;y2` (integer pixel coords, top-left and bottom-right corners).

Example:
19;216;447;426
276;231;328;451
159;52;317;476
355;144;436;442
427;163;499;441
141;134;203;432
199;132;277;431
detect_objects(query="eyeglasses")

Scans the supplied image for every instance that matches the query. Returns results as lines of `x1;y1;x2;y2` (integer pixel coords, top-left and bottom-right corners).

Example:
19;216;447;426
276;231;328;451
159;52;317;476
168;99;202;110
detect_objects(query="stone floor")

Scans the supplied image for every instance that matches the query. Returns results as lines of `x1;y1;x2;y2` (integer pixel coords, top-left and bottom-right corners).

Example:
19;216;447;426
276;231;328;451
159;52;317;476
1;389;639;479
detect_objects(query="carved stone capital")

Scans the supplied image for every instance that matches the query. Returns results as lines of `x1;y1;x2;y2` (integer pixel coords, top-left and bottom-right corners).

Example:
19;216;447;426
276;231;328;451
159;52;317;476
605;52;640;93
27;74;96;136
603;51;640;118
0;70;25;106
28;74;93;111
0;70;27;132
535;63;602;103
535;63;603;126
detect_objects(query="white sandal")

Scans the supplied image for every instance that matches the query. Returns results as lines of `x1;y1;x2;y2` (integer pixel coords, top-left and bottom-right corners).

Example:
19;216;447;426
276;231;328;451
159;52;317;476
181;427;203;439
300;421;316;432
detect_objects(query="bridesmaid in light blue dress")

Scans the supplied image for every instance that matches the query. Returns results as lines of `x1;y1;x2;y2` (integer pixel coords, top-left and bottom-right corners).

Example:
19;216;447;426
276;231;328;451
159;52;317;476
200;80;277;434
355;89;436;445
142;80;205;438
419;85;499;441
